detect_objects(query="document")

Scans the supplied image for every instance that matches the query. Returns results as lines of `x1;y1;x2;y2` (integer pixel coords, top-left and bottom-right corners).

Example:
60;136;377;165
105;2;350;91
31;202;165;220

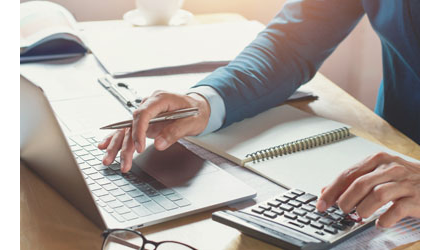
80;20;265;77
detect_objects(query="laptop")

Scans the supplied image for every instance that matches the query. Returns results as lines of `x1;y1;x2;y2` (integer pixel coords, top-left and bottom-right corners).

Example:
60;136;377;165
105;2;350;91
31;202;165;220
20;75;256;230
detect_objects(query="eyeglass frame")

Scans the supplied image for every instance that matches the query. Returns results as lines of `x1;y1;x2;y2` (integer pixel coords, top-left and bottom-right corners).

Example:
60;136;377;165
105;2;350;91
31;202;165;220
101;228;197;250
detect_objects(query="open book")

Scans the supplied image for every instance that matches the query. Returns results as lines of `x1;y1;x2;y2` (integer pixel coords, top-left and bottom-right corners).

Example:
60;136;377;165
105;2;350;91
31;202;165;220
186;105;418;195
20;1;88;63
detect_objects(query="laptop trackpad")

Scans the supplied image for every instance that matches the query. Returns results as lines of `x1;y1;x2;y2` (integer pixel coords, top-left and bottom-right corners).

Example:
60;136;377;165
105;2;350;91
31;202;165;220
132;142;218;187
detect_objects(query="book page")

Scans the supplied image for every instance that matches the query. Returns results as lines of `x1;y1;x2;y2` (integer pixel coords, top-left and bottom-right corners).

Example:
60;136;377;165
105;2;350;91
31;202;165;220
186;105;348;165
20;1;78;48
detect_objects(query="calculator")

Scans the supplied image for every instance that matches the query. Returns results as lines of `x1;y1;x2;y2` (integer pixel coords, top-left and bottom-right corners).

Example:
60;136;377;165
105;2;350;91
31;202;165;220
212;189;378;250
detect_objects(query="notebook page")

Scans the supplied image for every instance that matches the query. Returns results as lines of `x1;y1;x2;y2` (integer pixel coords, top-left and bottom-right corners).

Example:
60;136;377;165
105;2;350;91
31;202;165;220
186;105;348;165
244;136;418;195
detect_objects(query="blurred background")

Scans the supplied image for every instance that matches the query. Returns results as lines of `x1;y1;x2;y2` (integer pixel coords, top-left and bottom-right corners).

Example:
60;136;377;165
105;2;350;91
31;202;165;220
20;0;382;110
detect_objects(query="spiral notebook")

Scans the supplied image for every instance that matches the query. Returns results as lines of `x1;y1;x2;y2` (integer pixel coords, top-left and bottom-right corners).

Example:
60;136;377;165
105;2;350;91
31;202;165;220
186;105;417;194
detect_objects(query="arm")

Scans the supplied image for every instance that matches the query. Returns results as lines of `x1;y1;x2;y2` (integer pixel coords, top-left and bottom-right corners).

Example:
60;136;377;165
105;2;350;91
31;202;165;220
193;0;365;128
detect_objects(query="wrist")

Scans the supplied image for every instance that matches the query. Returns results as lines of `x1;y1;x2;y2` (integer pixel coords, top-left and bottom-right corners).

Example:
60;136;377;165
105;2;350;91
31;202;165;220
187;92;211;133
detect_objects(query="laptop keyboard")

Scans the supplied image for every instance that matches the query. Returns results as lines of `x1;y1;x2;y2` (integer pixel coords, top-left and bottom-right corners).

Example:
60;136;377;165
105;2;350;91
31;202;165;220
67;135;191;223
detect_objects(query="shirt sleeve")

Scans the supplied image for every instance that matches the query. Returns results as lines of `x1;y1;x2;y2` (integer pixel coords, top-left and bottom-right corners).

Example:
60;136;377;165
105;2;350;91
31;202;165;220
187;86;226;135
192;0;365;129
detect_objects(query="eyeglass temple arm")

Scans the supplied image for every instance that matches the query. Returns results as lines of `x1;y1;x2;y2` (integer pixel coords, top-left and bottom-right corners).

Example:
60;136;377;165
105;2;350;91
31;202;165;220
107;235;141;250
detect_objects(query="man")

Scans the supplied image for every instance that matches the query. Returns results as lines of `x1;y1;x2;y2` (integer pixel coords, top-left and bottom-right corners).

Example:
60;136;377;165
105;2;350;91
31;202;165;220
99;0;420;228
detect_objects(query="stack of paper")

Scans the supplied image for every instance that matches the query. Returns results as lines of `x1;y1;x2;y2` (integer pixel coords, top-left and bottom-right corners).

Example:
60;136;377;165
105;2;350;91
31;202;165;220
81;21;265;77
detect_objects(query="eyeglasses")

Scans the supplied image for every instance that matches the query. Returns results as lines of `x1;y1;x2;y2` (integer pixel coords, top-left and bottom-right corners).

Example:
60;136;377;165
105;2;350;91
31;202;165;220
102;229;197;250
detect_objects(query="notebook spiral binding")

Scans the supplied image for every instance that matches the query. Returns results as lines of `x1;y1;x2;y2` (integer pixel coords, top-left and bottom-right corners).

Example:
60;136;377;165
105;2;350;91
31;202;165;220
245;127;351;163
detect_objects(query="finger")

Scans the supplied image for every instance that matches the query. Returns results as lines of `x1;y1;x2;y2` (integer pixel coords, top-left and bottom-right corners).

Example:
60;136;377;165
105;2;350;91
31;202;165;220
376;197;416;228
154;118;195;151
119;128;135;173
103;129;125;165
317;152;394;212
97;133;114;150
145;121;173;139
337;164;407;213
355;181;412;218
132;99;169;153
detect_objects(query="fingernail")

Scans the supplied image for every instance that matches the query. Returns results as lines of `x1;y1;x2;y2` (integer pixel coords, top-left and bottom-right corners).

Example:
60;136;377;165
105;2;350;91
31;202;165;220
135;141;141;153
156;136;167;150
317;200;327;211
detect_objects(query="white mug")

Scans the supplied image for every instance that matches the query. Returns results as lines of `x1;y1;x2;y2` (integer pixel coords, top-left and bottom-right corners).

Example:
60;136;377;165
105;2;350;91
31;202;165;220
135;0;184;25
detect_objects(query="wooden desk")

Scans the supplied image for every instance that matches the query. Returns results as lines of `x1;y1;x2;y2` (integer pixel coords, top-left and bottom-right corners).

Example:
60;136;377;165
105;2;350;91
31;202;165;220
20;15;419;250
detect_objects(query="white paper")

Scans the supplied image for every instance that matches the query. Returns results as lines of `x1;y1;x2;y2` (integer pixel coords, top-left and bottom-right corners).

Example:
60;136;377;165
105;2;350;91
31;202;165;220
81;20;265;76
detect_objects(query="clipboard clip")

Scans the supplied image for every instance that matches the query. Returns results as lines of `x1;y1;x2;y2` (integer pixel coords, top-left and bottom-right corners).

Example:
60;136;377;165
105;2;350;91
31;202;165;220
98;75;143;113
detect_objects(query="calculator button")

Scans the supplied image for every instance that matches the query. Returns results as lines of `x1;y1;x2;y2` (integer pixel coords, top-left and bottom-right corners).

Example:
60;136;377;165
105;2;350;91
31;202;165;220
251;207;265;214
297;217;310;225
328;214;343;221
313;211;327;217
283;192;297;200
326;207;336;213
318;217;333;226
287;200;301;208
275;196;290;203
332;222;347;231
271;208;284;215
334;209;346;216
310;221;324;230
268;200;281;207
296;193;317;204
291;189;305;196
284;213;297;221
288;221;304;228
315;231;325;236
340;218;355;227
292;208;307;217
279;204;294;212
259;204;271;210
306;213;320;221
301;204;315;212
324;226;338;234
263;211;277;219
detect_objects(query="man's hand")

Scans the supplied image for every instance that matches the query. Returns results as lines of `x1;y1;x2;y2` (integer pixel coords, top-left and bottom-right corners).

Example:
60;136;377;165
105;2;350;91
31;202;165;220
316;152;420;228
97;91;211;173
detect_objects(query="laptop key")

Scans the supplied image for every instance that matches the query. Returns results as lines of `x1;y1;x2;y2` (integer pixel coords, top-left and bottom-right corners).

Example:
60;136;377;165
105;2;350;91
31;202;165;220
92;189;109;197
127;189;143;198
174;198;191;207
122;212;138;221
70;145;82;152
143;201;165;214
70;136;90;147
83;145;95;151
89;150;103;156
151;195;178;210
116;194;132;202
114;179;130;187
88;183;101;191
115;206;131;215
89;173;104;180
92;164;108;171
87;159;102;166
99;169;115;176
109;164;121;171
96;178;111;186
107;200;124;209
80;154;95;161
135;195;152;203
165;193;183;201
110;212;125;223
121;185;136;192
124;199;141;208
100;194;116;203
104;206;113;214
109;188;125;197
74;150;88;156
83;168;97;175
132;206;152;217
85;178;95;185
102;183;118;191
159;188;175;196
107;174;122;181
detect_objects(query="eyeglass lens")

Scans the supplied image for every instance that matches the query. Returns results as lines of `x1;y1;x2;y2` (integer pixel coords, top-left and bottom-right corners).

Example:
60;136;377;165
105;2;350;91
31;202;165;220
103;230;143;250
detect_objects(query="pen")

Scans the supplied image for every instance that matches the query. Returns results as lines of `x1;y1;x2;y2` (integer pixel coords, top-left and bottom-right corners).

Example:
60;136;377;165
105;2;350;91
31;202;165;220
100;107;199;130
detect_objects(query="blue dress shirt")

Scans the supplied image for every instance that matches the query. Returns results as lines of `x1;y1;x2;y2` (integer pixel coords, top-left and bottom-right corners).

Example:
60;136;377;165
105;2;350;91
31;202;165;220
192;0;420;144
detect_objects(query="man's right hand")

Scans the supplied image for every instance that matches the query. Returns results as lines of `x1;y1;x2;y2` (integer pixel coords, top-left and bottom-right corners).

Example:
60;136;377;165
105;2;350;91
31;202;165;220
97;90;211;173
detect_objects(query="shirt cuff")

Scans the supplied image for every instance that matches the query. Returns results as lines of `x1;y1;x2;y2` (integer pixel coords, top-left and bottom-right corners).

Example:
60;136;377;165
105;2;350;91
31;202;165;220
187;86;226;136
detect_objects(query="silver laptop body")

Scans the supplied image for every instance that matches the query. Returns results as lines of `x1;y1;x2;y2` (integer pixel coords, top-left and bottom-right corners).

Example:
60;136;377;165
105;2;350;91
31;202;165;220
20;75;256;229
